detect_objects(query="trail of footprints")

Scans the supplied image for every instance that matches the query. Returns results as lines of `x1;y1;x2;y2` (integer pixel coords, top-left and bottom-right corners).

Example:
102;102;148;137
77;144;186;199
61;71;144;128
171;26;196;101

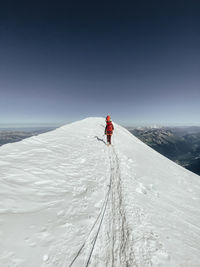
105;147;168;267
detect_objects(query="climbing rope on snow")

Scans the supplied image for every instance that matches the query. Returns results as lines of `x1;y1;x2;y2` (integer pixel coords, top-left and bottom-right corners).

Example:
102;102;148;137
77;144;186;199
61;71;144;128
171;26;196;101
68;181;111;267
69;145;113;267
84;148;114;266
85;183;111;267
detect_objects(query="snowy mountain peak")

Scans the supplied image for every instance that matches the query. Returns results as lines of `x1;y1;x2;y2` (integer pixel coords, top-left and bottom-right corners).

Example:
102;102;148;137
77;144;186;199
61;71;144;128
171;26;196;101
0;117;200;267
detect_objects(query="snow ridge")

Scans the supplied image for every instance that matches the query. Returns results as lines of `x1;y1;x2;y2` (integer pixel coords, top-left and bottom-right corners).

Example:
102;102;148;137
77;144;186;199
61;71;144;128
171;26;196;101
0;117;200;267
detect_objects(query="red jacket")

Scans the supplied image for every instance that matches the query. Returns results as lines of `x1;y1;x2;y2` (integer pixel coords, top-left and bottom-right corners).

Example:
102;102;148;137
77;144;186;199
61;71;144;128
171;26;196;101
105;121;114;135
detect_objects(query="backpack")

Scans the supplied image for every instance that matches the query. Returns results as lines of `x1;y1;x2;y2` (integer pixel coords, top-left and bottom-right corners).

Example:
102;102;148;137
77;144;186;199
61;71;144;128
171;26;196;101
106;121;113;132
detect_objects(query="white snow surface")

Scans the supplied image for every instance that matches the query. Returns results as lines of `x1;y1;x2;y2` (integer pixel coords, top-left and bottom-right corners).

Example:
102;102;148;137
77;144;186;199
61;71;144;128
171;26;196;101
0;117;200;267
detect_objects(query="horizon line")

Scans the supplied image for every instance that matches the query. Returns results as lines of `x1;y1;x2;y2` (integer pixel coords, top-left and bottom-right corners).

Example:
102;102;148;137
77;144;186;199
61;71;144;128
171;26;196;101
0;122;200;129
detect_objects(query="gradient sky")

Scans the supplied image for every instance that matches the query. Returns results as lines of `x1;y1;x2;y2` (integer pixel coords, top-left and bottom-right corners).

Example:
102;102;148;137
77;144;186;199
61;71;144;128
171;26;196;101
0;0;200;126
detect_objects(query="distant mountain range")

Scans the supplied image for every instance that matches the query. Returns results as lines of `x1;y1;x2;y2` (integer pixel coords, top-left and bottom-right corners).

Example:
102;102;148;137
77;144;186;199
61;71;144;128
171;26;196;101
0;127;56;146
128;126;200;176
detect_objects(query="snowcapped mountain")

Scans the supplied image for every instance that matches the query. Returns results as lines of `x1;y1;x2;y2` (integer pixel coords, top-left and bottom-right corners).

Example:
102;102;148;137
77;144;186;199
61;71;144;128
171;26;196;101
0;117;200;267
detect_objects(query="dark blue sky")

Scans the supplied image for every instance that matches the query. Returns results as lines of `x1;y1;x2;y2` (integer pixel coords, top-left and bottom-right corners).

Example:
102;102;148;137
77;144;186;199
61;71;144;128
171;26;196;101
0;0;200;126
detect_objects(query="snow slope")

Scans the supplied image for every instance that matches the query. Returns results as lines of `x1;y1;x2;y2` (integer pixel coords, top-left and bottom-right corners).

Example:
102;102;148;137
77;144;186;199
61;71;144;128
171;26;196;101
0;117;200;267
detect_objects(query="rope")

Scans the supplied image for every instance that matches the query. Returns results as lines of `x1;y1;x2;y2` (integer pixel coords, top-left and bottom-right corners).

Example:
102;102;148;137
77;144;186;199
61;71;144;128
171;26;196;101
85;183;111;266
69;141;113;267
69;182;111;267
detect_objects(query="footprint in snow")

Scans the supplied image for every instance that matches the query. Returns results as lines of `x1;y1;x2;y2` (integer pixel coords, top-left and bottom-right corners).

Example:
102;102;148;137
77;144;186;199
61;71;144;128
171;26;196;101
136;183;147;194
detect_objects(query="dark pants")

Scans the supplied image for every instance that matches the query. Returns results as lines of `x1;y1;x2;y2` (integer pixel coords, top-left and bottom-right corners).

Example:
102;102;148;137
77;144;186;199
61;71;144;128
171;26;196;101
107;135;111;144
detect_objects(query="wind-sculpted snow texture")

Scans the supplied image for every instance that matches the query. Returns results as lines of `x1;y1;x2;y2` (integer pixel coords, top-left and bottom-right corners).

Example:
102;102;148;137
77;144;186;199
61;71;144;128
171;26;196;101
0;118;200;267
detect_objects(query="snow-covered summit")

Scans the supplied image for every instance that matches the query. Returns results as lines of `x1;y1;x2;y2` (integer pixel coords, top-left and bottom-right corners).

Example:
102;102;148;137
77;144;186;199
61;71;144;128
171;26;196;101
0;117;200;267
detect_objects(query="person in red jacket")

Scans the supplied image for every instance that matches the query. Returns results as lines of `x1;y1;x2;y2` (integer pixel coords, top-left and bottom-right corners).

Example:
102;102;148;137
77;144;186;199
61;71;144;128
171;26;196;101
105;115;114;145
